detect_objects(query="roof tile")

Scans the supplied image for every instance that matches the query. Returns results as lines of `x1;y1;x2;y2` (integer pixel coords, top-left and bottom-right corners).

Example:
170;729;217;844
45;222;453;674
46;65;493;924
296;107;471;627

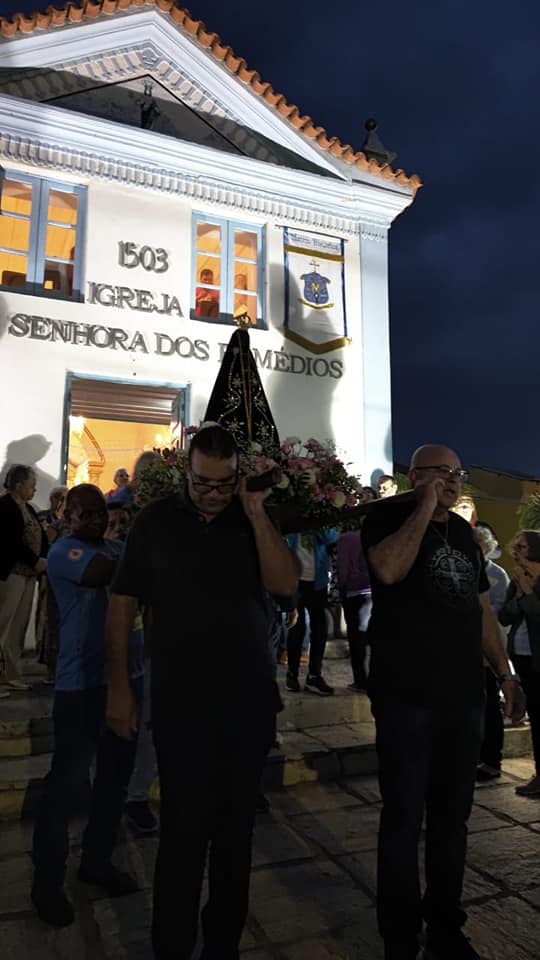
0;0;421;193
169;4;185;23
183;14;202;35
50;6;68;25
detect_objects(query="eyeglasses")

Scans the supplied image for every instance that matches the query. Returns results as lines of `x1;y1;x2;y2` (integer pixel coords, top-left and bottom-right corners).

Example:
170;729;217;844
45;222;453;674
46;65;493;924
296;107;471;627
189;472;238;495
416;465;469;483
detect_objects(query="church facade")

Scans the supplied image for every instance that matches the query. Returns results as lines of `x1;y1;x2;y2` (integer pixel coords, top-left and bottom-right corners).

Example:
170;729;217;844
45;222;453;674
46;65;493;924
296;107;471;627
0;1;420;505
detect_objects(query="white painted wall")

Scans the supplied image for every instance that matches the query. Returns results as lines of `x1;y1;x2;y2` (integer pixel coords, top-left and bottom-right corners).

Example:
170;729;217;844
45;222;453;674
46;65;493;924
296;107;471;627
0;171;372;507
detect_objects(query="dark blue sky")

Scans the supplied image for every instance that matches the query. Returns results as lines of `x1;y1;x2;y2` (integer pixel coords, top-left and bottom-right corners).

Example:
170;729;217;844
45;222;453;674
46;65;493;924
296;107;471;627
4;0;540;475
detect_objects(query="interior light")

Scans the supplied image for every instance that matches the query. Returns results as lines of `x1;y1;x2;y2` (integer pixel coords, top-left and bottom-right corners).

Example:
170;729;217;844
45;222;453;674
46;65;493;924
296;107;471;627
69;415;85;435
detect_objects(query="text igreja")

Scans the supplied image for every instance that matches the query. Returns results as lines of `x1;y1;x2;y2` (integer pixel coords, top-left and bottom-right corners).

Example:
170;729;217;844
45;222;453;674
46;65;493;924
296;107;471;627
7;314;343;379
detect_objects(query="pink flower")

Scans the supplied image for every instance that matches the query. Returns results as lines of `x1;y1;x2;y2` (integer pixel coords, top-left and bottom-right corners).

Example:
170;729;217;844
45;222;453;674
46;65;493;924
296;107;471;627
281;443;291;455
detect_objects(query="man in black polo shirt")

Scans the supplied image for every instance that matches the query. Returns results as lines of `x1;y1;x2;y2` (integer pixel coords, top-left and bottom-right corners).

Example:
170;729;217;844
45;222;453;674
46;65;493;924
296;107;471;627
362;444;525;960
105;425;298;960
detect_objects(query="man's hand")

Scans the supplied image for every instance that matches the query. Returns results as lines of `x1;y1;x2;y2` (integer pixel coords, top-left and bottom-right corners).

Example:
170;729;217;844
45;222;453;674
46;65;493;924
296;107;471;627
286;609;299;629
34;557;47;575
107;685;138;739
501;679;527;723
414;478;445;515
238;477;270;524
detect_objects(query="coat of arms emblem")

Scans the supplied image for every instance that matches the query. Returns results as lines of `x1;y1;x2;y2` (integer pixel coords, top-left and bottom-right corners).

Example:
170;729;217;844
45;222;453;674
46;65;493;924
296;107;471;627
299;260;334;310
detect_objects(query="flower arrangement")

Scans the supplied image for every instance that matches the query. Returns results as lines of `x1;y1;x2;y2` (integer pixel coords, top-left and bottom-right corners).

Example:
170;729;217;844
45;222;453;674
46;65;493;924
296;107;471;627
135;427;364;528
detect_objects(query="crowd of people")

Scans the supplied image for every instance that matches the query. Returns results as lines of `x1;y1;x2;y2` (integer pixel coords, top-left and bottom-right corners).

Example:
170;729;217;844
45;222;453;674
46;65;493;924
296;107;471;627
0;441;539;960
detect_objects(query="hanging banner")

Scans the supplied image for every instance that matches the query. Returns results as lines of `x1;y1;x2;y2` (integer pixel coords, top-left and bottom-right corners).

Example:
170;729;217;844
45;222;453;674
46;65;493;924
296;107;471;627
282;227;351;354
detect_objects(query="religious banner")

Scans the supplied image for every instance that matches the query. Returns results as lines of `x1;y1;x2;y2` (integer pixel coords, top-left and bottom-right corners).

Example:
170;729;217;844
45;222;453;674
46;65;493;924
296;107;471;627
282;227;351;354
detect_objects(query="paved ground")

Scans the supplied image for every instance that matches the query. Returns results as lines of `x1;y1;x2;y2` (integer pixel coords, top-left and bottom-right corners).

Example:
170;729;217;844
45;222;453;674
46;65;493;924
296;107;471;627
1;756;539;959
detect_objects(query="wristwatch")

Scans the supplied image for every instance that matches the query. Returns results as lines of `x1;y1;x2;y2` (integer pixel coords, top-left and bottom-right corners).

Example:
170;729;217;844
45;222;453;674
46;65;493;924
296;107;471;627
497;672;521;685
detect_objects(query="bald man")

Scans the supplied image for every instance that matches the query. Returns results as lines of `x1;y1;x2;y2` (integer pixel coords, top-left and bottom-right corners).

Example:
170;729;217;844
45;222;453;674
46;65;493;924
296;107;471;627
361;445;525;960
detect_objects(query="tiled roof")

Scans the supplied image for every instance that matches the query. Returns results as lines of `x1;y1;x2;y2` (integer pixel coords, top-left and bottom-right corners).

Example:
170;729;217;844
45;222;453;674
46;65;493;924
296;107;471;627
0;0;422;193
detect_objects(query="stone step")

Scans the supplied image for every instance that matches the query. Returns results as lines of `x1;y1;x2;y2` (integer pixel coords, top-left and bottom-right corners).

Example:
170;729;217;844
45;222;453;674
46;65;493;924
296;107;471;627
0;720;533;823
0;678;374;758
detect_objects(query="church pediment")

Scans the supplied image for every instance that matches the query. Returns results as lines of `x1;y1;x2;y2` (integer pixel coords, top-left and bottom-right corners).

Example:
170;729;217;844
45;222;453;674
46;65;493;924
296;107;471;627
0;6;420;193
0;67;335;177
0;22;340;179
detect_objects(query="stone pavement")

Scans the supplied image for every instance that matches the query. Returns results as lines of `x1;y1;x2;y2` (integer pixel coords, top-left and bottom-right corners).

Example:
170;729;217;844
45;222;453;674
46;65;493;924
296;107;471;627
1;756;539;959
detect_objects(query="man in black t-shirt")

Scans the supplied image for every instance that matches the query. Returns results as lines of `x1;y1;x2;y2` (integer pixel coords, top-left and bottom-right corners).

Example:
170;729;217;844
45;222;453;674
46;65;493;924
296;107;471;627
104;426;298;960
362;444;525;960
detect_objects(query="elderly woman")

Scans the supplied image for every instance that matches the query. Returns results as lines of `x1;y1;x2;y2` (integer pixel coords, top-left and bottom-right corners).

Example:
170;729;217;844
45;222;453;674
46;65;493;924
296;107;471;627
0;465;48;695
499;529;540;796
35;486;68;684
105;467;130;503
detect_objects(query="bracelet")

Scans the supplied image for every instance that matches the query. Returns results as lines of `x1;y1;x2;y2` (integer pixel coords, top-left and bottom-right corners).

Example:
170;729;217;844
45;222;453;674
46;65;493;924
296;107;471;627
497;672;521;685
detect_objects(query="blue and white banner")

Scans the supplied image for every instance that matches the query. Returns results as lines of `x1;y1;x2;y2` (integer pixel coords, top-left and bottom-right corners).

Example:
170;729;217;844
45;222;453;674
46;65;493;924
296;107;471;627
283;227;350;354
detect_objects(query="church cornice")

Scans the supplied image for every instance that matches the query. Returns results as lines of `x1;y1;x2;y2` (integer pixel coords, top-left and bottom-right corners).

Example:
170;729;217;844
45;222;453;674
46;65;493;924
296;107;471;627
0;95;412;236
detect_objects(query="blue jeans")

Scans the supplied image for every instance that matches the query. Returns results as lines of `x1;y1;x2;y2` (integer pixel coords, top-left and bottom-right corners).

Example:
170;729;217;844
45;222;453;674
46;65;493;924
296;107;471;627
373;699;484;943
32;676;144;891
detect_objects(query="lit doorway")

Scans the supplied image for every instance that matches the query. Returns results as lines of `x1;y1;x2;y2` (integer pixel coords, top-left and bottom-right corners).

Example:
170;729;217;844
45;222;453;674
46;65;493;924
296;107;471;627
63;375;187;493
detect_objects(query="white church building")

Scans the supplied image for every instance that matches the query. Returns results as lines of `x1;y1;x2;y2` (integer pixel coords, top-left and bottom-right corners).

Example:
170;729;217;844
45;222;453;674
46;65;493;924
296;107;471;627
0;0;420;506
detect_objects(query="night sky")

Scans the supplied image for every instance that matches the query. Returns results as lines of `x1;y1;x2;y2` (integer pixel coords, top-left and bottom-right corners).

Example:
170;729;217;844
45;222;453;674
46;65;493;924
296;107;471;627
3;0;540;476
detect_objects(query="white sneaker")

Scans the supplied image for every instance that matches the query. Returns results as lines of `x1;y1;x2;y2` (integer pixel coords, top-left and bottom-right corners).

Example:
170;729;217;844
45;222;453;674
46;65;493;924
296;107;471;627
7;680;31;691
0;689;11;699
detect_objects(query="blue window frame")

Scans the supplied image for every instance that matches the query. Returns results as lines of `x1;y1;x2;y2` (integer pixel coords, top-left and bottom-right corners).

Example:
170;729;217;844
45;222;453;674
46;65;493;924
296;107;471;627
0;168;86;301
191;213;266;329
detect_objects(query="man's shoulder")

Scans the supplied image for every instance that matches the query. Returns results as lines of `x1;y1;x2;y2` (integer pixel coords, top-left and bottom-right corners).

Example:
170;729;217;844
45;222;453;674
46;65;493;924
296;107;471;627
449;513;478;546
362;500;414;539
49;535;82;559
49;536;99;576
133;494;184;526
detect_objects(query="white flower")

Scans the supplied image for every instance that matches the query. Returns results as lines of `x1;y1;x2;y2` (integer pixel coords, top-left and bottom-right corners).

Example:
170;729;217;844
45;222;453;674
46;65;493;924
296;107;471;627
284;436;301;446
332;490;347;508
276;474;290;489
249;442;263;453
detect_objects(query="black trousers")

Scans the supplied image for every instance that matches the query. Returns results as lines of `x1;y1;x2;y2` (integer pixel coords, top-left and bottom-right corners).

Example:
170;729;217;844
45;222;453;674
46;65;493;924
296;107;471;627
32;678;143;891
513;654;540;773
151;710;274;960
373;699;483;944
479;666;504;770
342;595;369;688
287;580;328;677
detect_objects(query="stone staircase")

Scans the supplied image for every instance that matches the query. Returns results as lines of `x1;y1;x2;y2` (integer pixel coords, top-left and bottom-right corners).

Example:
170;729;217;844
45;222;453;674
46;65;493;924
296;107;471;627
0;652;533;821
